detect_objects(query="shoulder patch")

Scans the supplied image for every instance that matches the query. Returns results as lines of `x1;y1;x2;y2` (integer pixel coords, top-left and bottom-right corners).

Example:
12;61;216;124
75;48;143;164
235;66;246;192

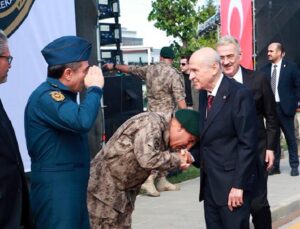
50;91;65;102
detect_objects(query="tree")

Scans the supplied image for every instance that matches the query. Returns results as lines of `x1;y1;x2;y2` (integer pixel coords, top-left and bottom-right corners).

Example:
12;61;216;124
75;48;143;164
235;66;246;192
148;0;218;58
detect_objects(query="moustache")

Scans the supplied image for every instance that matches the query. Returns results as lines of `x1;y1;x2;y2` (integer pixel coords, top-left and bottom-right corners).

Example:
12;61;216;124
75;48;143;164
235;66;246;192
223;63;232;68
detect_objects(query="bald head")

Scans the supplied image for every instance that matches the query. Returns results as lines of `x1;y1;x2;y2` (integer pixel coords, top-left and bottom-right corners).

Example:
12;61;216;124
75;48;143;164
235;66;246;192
190;47;220;67
189;47;222;92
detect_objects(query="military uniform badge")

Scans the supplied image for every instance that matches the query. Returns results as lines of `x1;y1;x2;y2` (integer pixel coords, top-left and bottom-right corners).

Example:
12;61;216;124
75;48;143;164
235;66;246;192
50;91;65;102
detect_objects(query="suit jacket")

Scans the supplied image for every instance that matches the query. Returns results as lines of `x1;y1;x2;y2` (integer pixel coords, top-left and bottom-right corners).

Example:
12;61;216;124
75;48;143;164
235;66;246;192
0;100;32;228
194;76;258;206
241;67;278;152
261;59;300;116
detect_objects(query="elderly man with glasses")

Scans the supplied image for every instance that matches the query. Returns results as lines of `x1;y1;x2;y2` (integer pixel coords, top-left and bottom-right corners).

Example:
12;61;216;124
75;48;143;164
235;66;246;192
0;29;32;228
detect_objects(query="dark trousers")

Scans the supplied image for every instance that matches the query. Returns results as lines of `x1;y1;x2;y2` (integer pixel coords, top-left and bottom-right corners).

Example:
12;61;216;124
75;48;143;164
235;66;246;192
274;104;299;169
203;178;250;229
250;171;271;229
250;138;272;229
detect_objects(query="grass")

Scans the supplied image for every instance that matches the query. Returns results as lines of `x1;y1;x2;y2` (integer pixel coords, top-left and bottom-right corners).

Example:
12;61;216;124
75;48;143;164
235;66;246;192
139;166;200;195
168;165;200;184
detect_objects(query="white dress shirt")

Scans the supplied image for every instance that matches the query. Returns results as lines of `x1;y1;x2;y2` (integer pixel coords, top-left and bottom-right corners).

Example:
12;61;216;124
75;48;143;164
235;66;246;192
232;66;243;84
272;59;283;102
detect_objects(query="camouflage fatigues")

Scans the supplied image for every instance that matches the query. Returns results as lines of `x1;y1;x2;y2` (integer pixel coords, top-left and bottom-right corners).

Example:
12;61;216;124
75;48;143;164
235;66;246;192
128;62;186;112
88;112;181;228
129;62;185;179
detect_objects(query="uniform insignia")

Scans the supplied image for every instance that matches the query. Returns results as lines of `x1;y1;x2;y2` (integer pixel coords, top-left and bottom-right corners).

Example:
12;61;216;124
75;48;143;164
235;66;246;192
50;91;65;102
0;0;35;37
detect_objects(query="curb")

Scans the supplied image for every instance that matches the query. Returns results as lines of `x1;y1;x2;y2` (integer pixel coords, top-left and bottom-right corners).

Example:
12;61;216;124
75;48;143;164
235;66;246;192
272;195;300;227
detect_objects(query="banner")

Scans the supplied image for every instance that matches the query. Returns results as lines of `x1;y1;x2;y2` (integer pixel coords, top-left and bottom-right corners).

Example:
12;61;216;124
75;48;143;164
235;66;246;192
220;0;253;69
0;0;76;171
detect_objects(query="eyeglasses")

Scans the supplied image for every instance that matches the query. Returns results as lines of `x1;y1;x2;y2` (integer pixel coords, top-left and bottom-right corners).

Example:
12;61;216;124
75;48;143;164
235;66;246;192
0;55;13;64
180;63;186;66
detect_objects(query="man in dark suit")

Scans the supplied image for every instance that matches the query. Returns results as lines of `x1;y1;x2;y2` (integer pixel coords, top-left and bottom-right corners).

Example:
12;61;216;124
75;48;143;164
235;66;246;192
261;42;300;176
189;47;258;229
216;36;278;229
0;30;32;228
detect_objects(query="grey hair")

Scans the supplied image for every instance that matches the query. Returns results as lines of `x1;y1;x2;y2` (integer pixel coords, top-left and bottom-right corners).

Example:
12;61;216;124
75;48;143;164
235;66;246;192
212;49;221;66
203;48;222;68
0;30;8;55
216;35;241;54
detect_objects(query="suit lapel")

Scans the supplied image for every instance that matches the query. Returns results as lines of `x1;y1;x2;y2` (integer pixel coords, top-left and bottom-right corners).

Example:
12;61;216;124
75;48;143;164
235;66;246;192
241;67;253;88
198;90;208;134
0;99;19;154
201;77;231;137
278;59;287;86
265;64;272;80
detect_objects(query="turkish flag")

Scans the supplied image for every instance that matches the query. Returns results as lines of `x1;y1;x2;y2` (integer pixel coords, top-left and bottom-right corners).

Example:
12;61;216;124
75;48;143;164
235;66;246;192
220;0;253;69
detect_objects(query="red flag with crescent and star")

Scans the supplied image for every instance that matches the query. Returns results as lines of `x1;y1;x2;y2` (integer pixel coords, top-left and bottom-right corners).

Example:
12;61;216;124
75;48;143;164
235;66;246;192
220;0;253;70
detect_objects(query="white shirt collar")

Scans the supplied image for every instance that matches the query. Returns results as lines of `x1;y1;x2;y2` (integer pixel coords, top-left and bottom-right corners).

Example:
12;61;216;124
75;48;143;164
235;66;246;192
208;74;224;97
273;58;282;68
232;66;243;84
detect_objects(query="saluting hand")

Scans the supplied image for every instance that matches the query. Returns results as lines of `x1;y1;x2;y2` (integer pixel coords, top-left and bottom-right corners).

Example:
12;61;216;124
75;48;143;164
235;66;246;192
84;65;104;89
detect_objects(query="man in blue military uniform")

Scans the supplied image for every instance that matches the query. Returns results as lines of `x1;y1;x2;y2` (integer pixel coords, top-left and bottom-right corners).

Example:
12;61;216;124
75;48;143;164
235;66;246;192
24;36;104;229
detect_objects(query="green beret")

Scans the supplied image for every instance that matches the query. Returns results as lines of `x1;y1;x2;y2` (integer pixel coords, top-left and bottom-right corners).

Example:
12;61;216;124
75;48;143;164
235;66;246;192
160;46;175;59
175;109;200;137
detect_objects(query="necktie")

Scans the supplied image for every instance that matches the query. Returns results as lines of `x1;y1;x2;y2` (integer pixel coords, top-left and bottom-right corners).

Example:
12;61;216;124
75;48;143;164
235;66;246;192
207;95;214;112
271;64;277;94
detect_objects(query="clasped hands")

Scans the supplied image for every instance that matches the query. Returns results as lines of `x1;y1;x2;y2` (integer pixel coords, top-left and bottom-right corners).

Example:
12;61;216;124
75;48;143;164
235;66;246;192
178;149;194;170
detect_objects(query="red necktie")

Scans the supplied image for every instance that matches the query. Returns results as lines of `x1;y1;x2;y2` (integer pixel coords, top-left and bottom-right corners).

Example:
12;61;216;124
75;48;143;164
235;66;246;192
207;95;214;112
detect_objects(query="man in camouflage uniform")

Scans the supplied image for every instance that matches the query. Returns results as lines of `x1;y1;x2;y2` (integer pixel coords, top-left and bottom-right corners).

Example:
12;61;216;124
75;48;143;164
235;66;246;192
103;47;187;196
88;109;199;228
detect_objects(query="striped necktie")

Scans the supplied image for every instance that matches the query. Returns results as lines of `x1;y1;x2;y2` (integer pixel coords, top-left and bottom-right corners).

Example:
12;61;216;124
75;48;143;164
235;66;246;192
271;64;277;94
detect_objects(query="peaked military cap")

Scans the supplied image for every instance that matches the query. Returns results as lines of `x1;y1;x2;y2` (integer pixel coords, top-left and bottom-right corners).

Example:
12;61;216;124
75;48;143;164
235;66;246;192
175;109;200;137
160;46;175;59
41;36;92;66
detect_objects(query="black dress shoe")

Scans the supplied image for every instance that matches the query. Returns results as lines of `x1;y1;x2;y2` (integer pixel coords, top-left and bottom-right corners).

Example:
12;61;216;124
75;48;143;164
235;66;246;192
269;167;281;176
291;168;299;176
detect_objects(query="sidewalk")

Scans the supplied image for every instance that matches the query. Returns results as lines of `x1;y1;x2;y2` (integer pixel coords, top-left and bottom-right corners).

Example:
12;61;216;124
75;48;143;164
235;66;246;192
132;154;300;229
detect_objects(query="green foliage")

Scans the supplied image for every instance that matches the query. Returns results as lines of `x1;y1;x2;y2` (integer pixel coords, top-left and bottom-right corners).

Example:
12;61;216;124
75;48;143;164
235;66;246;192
148;0;218;59
168;165;200;184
